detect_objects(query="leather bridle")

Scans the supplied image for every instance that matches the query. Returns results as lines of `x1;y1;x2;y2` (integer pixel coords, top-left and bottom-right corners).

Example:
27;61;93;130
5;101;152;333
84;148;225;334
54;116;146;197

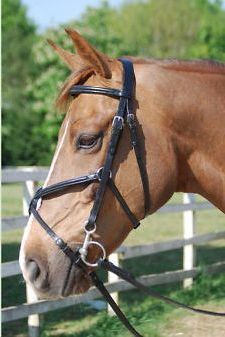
29;58;225;337
29;58;149;268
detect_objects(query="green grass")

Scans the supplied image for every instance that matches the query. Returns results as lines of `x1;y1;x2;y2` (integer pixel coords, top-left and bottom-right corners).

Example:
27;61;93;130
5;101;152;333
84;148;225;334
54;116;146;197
2;271;225;337
2;183;225;337
2;183;23;216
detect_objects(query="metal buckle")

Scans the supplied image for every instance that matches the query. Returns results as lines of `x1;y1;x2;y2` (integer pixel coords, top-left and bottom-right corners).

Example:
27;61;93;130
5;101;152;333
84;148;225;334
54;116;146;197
96;167;112;181
112;116;124;129
127;113;135;125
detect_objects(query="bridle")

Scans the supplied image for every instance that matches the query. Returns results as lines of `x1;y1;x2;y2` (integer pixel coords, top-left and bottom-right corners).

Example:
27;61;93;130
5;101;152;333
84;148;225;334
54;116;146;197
29;59;225;336
29;58;149;267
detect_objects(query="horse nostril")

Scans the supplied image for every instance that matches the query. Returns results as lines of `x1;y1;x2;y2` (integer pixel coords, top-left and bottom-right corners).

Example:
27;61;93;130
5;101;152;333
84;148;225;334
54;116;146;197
26;258;49;291
26;259;40;282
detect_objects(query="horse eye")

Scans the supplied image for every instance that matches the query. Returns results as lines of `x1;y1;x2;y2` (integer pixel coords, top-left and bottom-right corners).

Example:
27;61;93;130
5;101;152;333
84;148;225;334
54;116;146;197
77;134;101;149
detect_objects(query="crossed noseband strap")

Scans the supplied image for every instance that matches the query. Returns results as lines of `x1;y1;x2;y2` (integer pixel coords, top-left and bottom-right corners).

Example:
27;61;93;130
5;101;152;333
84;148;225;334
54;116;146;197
29;58;149;268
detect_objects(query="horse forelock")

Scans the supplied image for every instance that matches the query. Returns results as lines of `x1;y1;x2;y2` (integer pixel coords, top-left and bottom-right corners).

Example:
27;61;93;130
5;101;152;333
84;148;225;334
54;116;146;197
56;66;94;111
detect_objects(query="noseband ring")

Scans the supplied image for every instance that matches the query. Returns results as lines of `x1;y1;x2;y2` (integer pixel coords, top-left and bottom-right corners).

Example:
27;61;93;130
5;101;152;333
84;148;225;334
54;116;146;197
96;166;112;181
80;241;106;267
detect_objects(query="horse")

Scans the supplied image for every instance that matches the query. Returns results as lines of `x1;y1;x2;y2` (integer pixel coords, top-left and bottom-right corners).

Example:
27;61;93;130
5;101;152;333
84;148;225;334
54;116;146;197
19;29;225;300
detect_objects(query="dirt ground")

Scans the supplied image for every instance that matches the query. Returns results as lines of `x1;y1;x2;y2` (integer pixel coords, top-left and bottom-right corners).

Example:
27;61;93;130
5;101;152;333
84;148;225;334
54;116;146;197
162;304;225;337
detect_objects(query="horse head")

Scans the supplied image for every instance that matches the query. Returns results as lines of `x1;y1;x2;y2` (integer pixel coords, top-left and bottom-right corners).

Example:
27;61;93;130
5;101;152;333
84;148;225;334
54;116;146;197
19;30;160;298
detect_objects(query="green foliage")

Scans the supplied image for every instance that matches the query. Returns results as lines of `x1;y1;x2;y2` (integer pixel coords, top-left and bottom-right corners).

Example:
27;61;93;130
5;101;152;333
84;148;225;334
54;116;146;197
75;1;125;56
24;31;68;164
2;0;225;165
189;0;225;60
113;0;225;59
2;0;37;165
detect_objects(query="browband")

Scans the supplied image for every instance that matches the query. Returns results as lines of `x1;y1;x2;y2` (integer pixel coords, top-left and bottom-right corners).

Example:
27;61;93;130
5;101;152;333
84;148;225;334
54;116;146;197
70;85;122;98
69;58;135;99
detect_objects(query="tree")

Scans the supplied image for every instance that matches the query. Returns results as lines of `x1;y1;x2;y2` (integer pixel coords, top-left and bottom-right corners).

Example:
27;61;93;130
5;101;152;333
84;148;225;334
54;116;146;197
25;28;68;164
2;0;37;165
113;0;225;60
189;0;225;60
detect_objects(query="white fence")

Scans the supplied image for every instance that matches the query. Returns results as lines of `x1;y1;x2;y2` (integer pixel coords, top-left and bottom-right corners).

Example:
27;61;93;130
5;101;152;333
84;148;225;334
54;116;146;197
2;167;225;337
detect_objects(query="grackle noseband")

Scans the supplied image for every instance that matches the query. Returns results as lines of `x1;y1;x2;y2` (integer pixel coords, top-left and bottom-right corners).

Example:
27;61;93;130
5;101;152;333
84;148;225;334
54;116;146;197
29;58;149;268
29;59;225;337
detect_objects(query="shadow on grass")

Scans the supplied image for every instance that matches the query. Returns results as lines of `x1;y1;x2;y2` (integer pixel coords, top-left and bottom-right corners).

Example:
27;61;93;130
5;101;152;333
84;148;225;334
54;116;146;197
41;301;164;337
2;241;21;262
123;244;225;277
2;242;26;307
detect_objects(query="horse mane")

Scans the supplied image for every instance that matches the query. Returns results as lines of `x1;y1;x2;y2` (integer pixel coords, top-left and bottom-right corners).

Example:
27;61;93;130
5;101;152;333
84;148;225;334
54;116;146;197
127;57;225;75
57;57;225;111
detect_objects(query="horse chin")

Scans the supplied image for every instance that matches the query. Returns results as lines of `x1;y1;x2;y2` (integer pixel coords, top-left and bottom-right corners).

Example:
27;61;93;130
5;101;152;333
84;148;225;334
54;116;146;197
61;269;92;297
31;268;92;300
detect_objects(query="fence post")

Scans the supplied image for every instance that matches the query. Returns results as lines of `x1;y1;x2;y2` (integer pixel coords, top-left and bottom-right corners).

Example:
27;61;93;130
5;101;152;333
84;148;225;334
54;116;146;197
107;252;120;315
23;181;40;337
183;193;196;288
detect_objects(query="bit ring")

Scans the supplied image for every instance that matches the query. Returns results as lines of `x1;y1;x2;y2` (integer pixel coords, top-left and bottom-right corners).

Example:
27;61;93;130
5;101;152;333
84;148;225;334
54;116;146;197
80;241;106;267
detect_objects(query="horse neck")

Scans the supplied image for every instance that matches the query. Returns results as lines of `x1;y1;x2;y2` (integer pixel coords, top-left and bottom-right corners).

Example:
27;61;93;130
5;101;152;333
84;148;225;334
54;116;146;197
135;63;225;212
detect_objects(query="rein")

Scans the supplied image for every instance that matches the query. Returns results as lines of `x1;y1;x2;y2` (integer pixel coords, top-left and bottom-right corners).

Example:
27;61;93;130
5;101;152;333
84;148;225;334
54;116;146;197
29;59;225;336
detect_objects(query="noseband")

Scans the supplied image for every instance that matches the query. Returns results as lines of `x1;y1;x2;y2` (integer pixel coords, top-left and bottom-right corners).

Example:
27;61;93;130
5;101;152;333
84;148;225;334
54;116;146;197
29;58;149;268
29;59;224;337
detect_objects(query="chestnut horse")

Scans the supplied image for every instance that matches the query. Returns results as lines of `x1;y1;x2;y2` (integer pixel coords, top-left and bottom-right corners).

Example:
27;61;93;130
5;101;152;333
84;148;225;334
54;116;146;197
19;29;225;299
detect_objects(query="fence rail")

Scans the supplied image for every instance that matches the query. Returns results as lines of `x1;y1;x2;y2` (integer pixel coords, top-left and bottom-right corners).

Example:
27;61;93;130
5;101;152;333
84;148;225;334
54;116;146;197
3;260;225;323
2;230;225;278
2;167;49;182
2;202;214;232
2;167;224;336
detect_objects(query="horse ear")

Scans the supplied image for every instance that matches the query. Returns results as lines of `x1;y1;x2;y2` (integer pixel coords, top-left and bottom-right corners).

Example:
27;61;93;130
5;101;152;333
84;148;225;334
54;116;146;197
65;28;112;79
47;39;83;70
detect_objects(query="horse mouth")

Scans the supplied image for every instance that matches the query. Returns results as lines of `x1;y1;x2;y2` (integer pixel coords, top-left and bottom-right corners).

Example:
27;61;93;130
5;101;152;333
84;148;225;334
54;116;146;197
61;264;92;297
